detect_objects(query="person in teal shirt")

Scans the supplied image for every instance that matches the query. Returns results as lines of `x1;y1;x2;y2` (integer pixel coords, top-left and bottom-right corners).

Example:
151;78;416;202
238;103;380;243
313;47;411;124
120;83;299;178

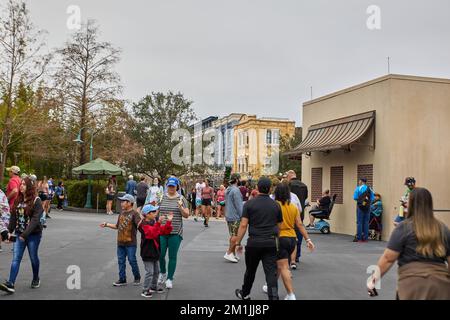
353;178;375;242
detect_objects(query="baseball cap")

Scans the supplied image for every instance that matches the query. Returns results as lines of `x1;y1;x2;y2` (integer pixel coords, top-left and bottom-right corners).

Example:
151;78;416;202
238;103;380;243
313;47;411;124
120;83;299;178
118;194;135;203
166;177;179;187
142;204;159;215
7;166;20;174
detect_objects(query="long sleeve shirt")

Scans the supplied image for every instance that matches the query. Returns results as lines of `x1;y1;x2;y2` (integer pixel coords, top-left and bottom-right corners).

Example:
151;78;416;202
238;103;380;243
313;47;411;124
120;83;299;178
225;185;243;222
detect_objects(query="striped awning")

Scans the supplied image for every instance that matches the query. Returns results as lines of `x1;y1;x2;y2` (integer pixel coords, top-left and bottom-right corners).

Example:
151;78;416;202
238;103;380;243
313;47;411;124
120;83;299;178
285;111;375;156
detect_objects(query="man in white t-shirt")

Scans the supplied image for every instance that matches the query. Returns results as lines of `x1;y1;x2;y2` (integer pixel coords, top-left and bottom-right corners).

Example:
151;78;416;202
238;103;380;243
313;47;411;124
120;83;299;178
194;180;205;222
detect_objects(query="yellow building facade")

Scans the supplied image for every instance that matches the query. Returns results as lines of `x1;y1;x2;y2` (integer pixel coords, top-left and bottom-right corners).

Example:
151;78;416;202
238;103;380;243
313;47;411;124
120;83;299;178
233;115;295;179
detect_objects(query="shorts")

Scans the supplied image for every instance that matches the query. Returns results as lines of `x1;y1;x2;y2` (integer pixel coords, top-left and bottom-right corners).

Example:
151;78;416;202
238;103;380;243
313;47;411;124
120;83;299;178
136;197;146;208
106;194;114;201
277;237;296;260
202;199;212;207
227;221;240;237
195;198;202;207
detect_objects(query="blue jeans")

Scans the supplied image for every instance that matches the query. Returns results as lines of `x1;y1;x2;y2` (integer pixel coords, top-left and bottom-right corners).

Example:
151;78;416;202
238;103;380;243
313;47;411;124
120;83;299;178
9;233;42;284
356;208;370;240
117;245;140;281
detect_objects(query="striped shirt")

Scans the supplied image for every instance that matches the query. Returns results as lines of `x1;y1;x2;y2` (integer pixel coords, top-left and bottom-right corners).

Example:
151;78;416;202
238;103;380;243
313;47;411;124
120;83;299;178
158;193;188;237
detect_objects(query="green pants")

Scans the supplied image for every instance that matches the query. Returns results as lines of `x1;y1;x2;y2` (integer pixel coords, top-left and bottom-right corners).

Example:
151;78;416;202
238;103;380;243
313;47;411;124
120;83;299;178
159;234;182;280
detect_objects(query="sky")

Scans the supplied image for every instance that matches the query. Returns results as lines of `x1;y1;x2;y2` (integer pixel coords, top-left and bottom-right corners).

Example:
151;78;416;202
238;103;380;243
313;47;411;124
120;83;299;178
24;0;450;126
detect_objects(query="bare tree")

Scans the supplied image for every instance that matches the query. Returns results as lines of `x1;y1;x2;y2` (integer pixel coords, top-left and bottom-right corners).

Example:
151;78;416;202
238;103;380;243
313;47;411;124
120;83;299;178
53;20;122;165
0;0;49;184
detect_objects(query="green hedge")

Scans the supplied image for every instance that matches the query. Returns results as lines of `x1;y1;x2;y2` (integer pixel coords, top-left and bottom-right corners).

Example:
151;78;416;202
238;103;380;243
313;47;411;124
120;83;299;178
64;180;119;210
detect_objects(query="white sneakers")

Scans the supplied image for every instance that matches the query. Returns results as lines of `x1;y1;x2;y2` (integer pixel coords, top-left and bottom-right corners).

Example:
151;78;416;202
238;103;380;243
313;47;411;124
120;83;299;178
262;284;268;293
224;252;238;263
158;273;167;285
284;293;297;300
165;279;173;289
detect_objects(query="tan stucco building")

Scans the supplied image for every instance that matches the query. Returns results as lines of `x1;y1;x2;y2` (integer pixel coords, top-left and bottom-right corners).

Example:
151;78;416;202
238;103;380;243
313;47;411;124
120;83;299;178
234;115;295;179
287;74;450;239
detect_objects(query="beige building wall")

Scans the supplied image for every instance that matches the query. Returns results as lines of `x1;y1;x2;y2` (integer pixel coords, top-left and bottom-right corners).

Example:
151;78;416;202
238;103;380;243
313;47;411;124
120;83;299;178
301;75;450;239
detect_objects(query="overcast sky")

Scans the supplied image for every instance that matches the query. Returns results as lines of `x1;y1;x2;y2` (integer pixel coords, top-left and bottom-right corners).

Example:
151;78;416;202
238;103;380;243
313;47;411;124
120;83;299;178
26;0;450;126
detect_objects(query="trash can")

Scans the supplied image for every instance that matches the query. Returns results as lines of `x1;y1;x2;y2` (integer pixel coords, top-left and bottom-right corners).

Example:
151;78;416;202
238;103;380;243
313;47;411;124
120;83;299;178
115;191;126;214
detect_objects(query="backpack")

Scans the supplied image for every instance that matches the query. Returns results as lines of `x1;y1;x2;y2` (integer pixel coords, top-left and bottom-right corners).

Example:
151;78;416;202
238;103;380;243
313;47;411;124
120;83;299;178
357;188;372;211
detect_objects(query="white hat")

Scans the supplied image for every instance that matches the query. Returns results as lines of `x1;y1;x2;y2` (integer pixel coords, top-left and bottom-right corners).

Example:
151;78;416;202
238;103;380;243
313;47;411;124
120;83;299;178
7;166;20;174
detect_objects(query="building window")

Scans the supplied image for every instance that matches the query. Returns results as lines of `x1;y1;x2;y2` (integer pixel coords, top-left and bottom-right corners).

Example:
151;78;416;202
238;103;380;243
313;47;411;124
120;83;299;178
266;130;272;144
311;167;323;202
357;164;373;188
272;129;280;145
330;166;344;204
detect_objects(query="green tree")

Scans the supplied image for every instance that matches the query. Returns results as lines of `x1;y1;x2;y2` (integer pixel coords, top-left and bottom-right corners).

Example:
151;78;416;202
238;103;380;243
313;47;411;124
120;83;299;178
131;91;196;179
279;127;302;176
0;0;49;184
53;20;121;166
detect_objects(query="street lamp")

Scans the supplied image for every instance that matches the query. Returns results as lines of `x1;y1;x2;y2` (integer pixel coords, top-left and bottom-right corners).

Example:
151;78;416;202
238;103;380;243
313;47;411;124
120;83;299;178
74;127;95;209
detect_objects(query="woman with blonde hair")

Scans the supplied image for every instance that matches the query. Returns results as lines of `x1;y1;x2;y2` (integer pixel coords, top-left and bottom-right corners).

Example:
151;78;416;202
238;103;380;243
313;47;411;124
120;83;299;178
368;187;450;299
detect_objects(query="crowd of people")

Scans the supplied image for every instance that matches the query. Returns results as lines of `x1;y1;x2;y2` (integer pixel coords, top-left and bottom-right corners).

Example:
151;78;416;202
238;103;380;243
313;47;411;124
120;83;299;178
0;165;449;300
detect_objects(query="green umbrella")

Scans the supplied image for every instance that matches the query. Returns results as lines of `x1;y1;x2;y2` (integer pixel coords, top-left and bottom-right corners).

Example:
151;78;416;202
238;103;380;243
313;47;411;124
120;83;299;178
72;158;125;176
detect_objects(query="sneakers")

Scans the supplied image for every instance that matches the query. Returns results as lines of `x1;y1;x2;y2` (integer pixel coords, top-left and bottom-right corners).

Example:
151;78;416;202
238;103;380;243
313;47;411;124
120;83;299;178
194;217;198;222
0;245;2;253
224;252;238;263
141;290;153;298
158;273;167;285
107;211;114;216
150;287;165;294
235;289;251;300
284;293;297;300
133;278;141;286
262;283;268;293
290;262;297;270
0;281;15;294
233;253;240;261
165;279;173;289
31;279;40;289
113;279;127;287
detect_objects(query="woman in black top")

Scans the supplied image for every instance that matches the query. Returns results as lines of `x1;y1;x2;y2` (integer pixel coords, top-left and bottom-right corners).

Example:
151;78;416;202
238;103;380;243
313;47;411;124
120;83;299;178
0;177;44;294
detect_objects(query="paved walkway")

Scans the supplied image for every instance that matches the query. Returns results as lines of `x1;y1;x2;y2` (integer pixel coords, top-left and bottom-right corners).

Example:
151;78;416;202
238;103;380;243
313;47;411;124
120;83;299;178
0;211;397;300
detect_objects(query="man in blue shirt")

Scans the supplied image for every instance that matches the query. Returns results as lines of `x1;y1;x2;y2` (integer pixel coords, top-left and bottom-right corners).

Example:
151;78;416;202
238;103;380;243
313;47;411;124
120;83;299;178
353;177;375;242
126;175;137;196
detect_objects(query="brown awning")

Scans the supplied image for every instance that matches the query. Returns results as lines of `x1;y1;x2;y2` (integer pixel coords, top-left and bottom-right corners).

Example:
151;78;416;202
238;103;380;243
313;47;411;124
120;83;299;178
285;111;375;156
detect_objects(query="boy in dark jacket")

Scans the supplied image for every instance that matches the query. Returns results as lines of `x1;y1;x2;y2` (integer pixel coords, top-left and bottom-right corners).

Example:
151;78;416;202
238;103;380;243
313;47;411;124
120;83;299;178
138;204;173;298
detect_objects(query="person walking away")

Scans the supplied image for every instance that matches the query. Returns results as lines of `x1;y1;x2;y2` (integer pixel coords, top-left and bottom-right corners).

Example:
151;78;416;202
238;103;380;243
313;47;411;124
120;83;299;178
367;187;450;299
0;177;44;294
216;185;226;219
353;178;374;242
136;176;149;212
55;182;65;211
100;194;141;286
239;181;249;202
0;189;10;253
6;166;21;212
394;177;416;226
38;177;50;220
286;170;308;264
201;179;214;227
234;177;282;300
138;204;173;298
272;182;315;300
370;193;383;241
194;179;205;222
146;178;164;206
158;177;189;289
105;178;116;215
224;174;243;263
126;175;137;197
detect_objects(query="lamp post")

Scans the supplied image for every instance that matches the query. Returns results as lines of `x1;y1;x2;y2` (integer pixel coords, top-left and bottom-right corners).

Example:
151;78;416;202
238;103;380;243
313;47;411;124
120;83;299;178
74;128;95;209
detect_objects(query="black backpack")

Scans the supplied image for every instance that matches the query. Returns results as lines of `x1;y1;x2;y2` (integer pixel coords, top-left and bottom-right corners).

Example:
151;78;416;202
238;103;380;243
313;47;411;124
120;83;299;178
357;188;372;211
